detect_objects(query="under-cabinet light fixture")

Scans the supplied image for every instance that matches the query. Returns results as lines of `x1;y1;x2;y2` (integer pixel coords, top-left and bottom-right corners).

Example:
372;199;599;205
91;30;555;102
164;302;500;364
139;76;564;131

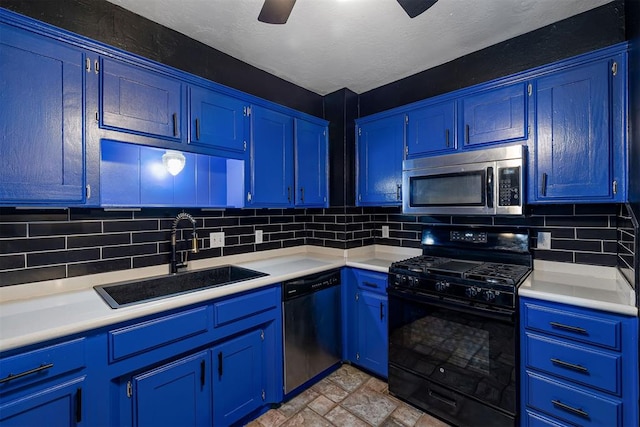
162;150;186;176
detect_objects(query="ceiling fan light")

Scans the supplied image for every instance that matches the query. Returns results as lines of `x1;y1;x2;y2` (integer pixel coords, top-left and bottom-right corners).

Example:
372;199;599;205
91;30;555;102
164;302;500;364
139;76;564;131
162;150;186;176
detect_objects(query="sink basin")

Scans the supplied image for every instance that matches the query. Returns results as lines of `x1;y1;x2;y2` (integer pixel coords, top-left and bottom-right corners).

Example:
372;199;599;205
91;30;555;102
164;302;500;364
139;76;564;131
94;265;269;309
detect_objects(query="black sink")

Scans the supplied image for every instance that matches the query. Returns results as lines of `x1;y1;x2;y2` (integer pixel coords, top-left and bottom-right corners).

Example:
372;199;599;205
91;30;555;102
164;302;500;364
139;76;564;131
94;265;268;309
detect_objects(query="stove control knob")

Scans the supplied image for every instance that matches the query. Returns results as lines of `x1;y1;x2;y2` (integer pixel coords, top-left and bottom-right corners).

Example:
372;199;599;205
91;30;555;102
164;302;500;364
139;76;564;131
483;290;496;302
395;274;405;286
435;281;449;292
465;287;478;298
408;276;418;287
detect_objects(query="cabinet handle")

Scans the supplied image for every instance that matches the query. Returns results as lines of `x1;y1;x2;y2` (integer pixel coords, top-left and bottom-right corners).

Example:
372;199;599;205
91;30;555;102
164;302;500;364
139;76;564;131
75;387;82;423
550;358;589;374
445;129;450;147
380;302;385;321
200;360;206;387
551;399;590;419
172;113;178;137
300;187;304;202
218;352;223;376
428;389;457;408
541;173;548;197
549;321;588;335
195;118;200;140
0;363;54;383
465;124;470;144
362;281;379;289
287;187;291;203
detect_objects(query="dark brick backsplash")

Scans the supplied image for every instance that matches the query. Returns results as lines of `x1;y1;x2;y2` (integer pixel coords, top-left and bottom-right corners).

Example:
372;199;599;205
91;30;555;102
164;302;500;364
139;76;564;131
0;203;636;287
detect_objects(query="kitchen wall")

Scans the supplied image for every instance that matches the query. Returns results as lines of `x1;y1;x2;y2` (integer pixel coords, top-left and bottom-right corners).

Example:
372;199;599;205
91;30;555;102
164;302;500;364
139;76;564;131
1;204;635;287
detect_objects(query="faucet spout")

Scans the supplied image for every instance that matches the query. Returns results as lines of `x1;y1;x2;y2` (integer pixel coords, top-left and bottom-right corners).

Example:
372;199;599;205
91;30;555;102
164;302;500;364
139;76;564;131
170;212;198;274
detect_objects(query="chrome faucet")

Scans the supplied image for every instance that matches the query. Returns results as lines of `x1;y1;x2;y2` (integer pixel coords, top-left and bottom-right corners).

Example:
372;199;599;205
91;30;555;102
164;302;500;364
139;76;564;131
170;212;199;274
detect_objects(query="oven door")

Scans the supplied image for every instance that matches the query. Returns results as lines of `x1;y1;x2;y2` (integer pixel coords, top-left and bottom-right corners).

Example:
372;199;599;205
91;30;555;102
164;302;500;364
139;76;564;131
388;287;517;422
402;163;495;215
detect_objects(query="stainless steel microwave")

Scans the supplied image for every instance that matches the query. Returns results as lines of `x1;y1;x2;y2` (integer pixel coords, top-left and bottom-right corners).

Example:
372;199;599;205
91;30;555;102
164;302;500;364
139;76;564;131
402;145;525;216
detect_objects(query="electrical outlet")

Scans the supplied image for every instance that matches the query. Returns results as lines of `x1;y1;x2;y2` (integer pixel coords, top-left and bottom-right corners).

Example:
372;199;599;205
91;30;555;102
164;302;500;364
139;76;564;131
537;231;551;249
255;230;263;244
381;225;390;238
209;232;225;248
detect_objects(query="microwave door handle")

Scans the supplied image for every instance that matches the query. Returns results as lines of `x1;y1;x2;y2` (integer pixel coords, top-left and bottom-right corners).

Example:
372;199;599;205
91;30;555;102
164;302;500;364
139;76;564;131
486;167;494;208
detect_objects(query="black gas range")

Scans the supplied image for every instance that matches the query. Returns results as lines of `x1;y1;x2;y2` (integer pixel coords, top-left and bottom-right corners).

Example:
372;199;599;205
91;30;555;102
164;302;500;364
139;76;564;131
387;226;531;427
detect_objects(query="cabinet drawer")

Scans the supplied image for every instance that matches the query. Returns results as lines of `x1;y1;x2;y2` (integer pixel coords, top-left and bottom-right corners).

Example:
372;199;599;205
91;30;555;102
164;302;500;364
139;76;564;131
108;306;210;363
213;287;278;328
523;302;621;350
525;333;621;395
0;338;85;393
524;410;570;427
353;269;387;295
526;371;622;427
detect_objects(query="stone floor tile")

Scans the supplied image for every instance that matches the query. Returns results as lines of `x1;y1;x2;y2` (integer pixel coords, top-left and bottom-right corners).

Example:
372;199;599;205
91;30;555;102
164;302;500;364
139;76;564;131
389;403;424;427
278;388;321;417
252;409;290;427
414;413;451;427
364;376;388;394
312;377;351;402
281;408;334;427
325;405;371;427
328;364;370;392
379;417;406;427
341;388;399;426
308;395;337;416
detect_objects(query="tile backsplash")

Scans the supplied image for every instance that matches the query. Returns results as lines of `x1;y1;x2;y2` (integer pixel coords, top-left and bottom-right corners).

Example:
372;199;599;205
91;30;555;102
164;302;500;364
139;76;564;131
0;203;635;287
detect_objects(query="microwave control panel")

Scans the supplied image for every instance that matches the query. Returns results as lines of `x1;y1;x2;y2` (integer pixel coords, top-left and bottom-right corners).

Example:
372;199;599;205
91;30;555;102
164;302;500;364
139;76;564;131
498;166;521;206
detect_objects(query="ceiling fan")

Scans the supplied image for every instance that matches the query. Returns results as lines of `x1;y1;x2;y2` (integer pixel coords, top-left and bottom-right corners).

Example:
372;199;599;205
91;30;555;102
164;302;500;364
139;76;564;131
258;0;439;24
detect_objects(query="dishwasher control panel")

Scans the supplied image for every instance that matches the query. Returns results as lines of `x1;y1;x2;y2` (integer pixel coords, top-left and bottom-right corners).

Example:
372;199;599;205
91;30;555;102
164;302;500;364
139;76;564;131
282;269;341;301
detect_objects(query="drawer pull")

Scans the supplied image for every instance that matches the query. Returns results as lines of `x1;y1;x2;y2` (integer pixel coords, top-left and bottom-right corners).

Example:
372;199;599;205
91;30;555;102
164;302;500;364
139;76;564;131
362;281;379;289
428;388;457;408
549;321;588;335
551;399;590;419
0;363;54;384
551;358;589;374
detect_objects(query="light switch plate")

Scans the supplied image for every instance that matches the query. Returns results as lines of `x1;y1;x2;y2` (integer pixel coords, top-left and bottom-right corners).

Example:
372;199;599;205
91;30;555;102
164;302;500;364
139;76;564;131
209;232;225;248
255;230;263;244
382;225;390;238
537;232;551;249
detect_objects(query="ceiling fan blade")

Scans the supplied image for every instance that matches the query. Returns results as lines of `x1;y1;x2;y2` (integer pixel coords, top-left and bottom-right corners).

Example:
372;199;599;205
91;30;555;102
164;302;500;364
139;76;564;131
258;0;297;24
397;0;438;18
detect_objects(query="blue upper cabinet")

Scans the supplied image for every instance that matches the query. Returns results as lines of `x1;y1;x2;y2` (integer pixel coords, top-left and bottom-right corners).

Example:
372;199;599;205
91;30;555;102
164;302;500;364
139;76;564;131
247;106;294;207
189;86;248;157
459;82;528;147
101;57;185;141
0;22;87;205
295;119;328;207
405;100;456;158
531;52;627;203
356;114;405;206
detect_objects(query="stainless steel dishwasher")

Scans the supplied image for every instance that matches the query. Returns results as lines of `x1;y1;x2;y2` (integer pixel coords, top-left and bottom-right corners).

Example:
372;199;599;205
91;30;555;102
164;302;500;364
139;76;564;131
282;269;342;394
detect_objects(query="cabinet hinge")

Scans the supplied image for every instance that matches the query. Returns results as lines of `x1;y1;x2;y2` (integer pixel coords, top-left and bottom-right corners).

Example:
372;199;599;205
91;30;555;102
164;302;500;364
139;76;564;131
243;106;251;116
355;293;359;301
85;58;91;72
356;352;360;361
243;141;247;151
612;61;618;76
323;197;327;202
527;83;532;96
613;180;618;195
323;129;326;136
405;115;408;125
358;194;362;202
126;381;133;398
358;127;361;136
404;145;408;156
247;192;252;202
85;185;91;200
261;389;266;401
260;330;265;341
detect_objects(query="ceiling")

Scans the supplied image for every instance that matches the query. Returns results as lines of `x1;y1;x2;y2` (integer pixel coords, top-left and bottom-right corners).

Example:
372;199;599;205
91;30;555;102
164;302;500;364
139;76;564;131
105;0;614;96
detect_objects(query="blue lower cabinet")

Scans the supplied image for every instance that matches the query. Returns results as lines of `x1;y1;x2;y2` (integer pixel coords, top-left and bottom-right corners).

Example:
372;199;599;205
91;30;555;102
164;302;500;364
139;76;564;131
133;351;210;427
212;329;265;426
0;376;85;427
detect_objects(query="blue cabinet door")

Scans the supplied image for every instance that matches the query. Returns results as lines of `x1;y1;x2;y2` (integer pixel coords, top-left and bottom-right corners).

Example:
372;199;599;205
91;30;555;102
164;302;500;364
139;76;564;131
101;57;184;140
532;59;616;202
0;377;85;427
295;119;328;207
134;351;210;427
406;100;456;157
356;290;388;378
212;329;264;426
356;114;404;206
189;86;248;156
459;83;527;147
248;106;294;207
0;24;85;204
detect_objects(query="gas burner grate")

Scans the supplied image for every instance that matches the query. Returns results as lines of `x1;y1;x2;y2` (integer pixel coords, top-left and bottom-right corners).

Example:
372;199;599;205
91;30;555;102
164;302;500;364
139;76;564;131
464;263;531;285
390;255;450;273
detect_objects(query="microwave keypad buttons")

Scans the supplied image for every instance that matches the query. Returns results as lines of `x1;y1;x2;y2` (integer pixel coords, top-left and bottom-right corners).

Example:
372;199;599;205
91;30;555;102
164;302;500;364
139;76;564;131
498;167;521;206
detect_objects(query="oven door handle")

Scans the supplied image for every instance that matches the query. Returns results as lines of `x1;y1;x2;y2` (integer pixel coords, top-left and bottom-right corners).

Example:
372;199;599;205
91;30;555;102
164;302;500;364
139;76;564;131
388;287;515;323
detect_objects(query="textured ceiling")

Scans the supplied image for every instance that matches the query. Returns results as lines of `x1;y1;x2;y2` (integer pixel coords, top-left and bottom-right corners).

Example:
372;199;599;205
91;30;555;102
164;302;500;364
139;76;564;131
106;0;614;95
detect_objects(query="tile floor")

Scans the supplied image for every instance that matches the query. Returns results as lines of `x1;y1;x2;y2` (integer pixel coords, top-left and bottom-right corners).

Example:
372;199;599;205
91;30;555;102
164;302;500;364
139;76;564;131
247;364;451;427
